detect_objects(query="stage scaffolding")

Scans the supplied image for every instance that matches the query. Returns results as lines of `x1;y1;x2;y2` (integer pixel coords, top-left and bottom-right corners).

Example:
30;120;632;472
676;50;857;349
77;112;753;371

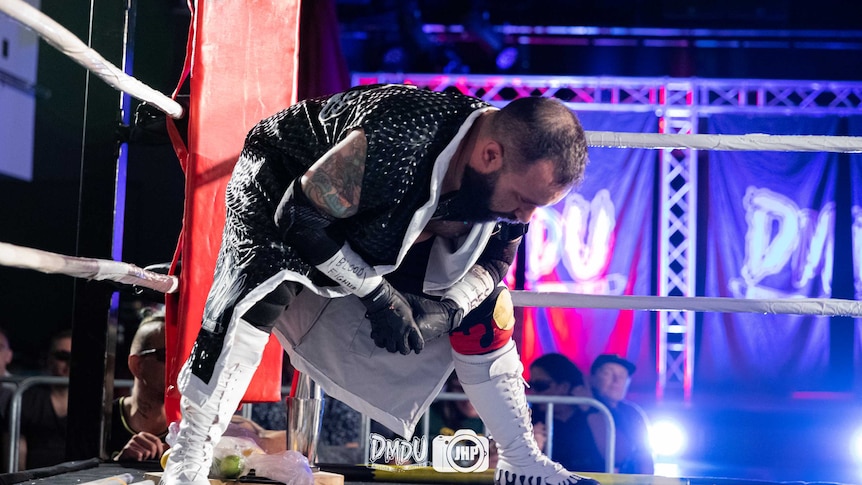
351;73;862;399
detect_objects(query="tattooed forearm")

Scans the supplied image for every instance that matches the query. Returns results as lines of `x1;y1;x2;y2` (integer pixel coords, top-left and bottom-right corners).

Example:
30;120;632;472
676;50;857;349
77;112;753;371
304;131;366;218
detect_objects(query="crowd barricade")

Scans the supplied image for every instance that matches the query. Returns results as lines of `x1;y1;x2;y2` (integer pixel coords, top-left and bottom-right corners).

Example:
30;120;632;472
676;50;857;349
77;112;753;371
257;386;617;474
2;376;133;473
2;379;615;474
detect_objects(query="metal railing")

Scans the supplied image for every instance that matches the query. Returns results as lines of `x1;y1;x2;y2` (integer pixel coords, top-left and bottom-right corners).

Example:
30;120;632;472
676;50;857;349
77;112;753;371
3;376;133;473
393;392;615;474
3;379;617;474
289;388;617;474
523;394;615;473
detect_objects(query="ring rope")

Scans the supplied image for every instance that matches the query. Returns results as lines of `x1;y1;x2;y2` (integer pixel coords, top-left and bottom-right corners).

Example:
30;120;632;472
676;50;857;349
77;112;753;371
0;241;178;294
511;291;862;317
7;0;862;153
1;240;857;318
8;0;862;153
587;131;862;153
0;0;184;118
2;2;859;320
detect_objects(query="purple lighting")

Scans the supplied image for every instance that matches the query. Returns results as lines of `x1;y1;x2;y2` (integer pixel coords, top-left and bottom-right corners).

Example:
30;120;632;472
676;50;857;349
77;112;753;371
496;46;518;70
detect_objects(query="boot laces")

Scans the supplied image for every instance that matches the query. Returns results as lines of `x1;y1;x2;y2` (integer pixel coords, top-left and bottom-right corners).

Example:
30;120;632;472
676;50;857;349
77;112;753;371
497;374;595;485
498;373;543;460
497;455;591;485
166;371;233;483
169;406;215;479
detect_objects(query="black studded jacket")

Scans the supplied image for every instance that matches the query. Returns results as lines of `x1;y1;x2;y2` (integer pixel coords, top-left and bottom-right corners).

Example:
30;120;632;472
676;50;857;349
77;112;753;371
200;84;492;331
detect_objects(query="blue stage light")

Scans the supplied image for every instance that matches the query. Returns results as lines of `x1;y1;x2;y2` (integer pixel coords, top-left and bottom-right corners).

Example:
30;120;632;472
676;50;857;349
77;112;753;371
852;426;862;463
650;420;686;457
496;47;519;70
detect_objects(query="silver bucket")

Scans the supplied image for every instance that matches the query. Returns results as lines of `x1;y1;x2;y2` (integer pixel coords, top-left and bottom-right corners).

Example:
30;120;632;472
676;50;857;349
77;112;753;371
286;374;324;464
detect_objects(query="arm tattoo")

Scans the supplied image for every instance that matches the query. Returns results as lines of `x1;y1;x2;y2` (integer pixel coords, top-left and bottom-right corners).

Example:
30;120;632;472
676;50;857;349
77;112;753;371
305;134;366;218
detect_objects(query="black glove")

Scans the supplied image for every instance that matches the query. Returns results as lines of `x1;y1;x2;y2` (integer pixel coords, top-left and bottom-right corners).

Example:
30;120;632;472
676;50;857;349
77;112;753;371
359;281;424;355
403;294;464;341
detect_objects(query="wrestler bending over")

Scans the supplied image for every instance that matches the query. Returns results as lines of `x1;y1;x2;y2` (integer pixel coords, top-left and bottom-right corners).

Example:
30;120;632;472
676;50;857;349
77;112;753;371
161;84;597;485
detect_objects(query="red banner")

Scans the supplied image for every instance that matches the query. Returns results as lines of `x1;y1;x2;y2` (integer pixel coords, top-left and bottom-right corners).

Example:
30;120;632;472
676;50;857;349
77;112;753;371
164;0;301;422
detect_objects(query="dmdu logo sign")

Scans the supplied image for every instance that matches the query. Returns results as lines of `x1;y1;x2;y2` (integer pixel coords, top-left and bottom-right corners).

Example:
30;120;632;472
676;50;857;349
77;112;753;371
367;433;427;469
431;429;490;473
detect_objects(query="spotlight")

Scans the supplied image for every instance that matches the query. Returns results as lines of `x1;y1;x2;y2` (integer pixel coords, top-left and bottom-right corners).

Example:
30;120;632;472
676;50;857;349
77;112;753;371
382;46;408;71
496;46;519;71
650;420;686;457
654;462;681;477
852;426;862;463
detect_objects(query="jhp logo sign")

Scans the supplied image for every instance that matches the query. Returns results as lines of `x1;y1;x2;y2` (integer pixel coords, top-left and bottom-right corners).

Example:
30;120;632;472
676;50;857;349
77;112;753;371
431;429;490;473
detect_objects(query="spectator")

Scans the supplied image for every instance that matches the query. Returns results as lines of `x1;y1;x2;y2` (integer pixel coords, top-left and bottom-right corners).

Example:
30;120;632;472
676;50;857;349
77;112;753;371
318;397;362;463
0;326;13;379
109;313;169;461
428;372;498;468
588;354;653;475
4;329;72;470
0;326;15;471
0;326;15;410
528;353;594;472
316;394;410;464
429;373;484;436
226;415;287;455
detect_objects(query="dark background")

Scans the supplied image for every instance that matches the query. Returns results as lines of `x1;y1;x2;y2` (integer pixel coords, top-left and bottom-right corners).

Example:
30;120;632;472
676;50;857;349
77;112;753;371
4;0;860;370
0;0;860;480
336;0;862;80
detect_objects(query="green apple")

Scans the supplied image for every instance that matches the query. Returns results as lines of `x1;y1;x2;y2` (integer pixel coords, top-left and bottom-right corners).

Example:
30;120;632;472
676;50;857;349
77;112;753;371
218;454;244;479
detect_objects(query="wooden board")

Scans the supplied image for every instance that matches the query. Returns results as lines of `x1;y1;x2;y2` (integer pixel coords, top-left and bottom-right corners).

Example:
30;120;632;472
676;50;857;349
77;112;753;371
145;470;344;485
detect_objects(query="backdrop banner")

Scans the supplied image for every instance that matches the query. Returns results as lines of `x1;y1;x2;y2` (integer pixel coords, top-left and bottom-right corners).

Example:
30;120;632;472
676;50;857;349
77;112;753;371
521;111;657;389
700;114;841;394
848;116;862;393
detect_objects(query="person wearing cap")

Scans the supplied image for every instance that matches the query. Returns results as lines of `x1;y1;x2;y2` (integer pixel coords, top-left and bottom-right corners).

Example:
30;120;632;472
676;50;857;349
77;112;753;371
588;354;654;475
528;353;596;473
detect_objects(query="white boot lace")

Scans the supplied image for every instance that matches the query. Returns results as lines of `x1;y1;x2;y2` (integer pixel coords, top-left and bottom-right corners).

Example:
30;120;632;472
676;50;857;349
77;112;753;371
494;373;598;485
161;372;233;485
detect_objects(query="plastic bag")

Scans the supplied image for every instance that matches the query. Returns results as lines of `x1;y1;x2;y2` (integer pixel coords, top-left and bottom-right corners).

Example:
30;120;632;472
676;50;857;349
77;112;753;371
247;450;314;485
164;421;313;485
165;421;180;447
211;435;265;479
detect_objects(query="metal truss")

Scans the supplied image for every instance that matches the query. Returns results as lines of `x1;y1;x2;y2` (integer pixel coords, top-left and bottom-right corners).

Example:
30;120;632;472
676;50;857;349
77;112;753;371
352;73;862;399
656;81;697;400
353;73;862;115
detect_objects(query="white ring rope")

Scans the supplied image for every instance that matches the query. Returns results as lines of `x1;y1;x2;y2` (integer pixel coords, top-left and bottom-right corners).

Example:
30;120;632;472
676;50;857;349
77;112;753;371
0;0;183;119
587;131;862;153
1;239;857;318
511;291;862;318
2;0;859;320
0;241;178;294
6;0;862;153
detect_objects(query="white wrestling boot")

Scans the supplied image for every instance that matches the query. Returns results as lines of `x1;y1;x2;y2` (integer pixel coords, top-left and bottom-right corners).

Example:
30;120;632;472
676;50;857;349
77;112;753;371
454;340;601;485
161;320;270;485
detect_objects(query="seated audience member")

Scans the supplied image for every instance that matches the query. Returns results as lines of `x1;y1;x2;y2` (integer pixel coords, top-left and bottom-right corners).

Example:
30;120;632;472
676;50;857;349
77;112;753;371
428;373;498;468
227;415;288;455
0;326;15;416
318;397;362;463
588;354;653;475
109;313;169;461
0;326;15;471
5;330;72;469
0;326;13;378
528;353;594;472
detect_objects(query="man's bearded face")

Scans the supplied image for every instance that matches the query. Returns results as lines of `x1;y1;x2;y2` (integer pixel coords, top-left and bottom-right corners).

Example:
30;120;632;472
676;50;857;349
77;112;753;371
440;165;517;223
